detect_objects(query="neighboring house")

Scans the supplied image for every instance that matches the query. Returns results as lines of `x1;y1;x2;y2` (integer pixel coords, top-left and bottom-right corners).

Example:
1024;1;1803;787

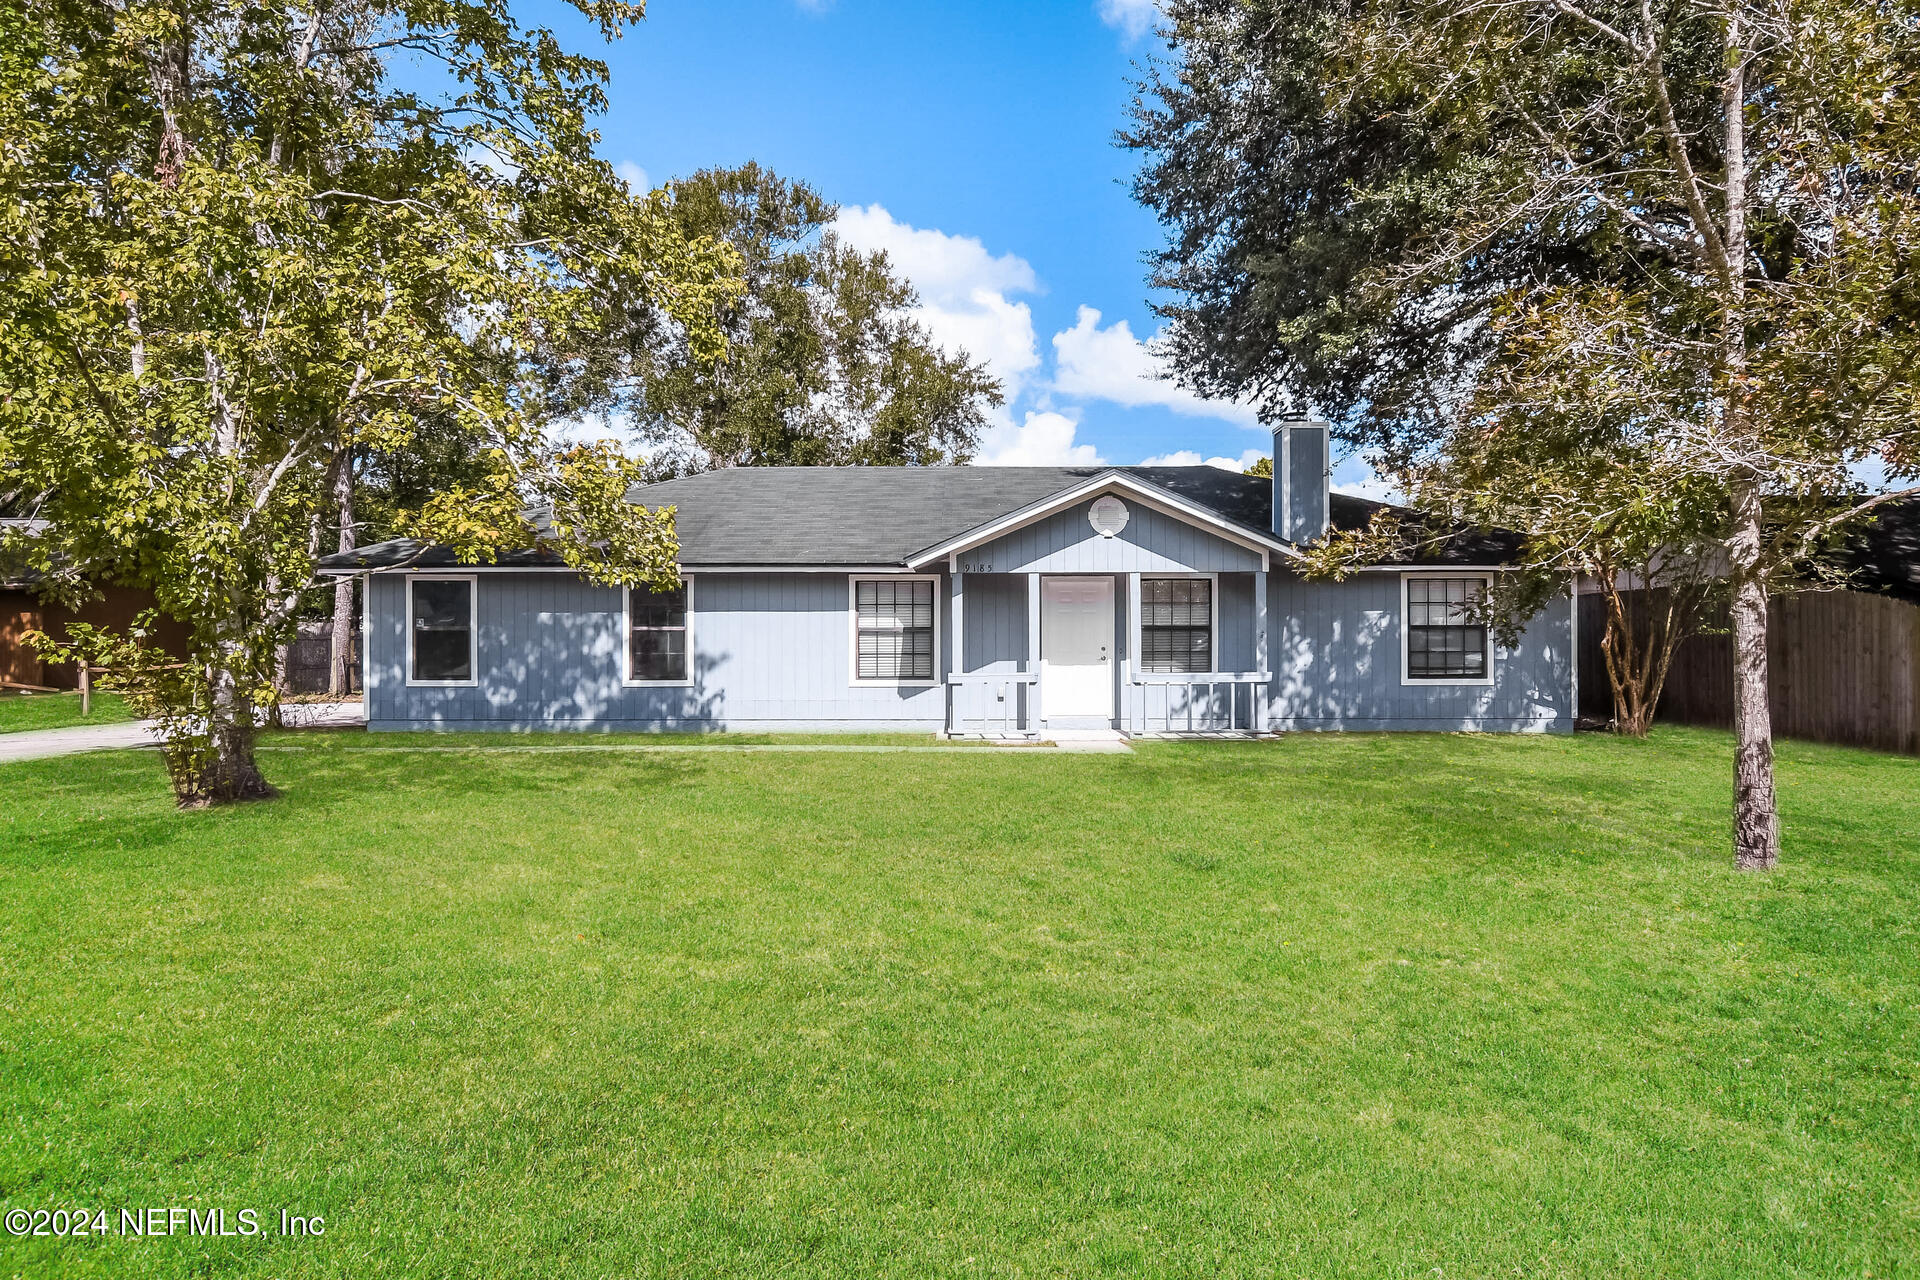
317;422;1578;737
1;518;192;690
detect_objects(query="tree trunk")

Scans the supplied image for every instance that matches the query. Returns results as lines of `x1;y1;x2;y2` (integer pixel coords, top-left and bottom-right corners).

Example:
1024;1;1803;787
166;641;278;808
1728;491;1778;870
1718;15;1772;869
1601;581;1652;736
1610;585;1693;738
189;716;278;807
329;457;355;695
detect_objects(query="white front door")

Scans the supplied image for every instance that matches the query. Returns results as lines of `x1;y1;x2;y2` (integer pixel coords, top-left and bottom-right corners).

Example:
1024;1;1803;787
1041;576;1115;721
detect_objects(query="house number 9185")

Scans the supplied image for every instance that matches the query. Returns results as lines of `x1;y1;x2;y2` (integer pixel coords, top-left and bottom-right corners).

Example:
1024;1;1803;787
957;560;994;573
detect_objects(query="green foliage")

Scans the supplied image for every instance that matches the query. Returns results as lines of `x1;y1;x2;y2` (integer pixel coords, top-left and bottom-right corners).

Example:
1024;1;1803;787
3;730;1918;1273
1127;0;1920;501
1304;429;1729;726
0;0;739;802
1131;0;1920;859
26;617;255;804
635;163;1004;471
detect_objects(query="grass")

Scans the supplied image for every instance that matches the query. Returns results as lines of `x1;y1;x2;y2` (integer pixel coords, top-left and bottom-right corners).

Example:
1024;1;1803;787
0;689;133;734
1;727;1915;1278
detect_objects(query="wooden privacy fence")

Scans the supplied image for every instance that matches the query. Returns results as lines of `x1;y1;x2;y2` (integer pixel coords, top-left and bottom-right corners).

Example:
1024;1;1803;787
1578;588;1920;755
280;621;360;695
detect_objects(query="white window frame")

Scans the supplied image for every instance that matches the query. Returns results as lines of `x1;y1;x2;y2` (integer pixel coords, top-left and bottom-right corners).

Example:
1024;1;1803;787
1136;571;1221;677
623;575;696;688
405;574;479;688
1400;572;1496;687
848;574;942;688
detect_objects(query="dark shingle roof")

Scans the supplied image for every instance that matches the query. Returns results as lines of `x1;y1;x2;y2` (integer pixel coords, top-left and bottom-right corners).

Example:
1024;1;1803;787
0;517;50;589
317;465;1518;572
1825;497;1920;606
628;466;1295;566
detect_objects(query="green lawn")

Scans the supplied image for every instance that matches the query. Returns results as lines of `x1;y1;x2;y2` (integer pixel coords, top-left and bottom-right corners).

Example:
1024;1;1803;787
1;729;1915;1278
0;689;133;733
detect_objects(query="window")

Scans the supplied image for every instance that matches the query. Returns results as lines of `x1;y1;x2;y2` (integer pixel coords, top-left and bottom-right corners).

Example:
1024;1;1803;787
1141;577;1213;673
1405;576;1490;681
853;577;936;682
627;580;691;683
409;577;474;684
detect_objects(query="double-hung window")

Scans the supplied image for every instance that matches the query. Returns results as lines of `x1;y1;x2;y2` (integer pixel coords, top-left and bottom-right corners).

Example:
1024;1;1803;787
853;577;936;683
1404;576;1491;681
1140;577;1214;673
627;580;691;684
408;577;476;685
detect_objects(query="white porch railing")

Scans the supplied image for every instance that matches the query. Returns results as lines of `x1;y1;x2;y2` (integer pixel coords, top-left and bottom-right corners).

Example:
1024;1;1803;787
947;672;1039;738
1126;674;1269;735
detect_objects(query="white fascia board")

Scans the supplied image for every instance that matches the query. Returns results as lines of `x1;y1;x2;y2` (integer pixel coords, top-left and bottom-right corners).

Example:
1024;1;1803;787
332;562;915;577
1352;563;1521;573
330;563;574;576
908;471;1296;570
675;564;911;574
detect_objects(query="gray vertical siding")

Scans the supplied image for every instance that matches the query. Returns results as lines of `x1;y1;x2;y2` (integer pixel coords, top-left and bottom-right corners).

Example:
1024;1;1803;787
1264;570;1573;732
367;571;951;731
1218;573;1255;673
970;499;1262;573
365;554;1574;735
1280;426;1329;543
957;573;1028;674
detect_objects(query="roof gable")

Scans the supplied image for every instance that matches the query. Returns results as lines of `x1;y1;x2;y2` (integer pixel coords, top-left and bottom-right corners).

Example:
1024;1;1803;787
906;470;1289;569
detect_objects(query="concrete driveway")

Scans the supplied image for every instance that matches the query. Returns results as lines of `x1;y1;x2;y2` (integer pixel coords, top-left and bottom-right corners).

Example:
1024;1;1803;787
0;701;366;765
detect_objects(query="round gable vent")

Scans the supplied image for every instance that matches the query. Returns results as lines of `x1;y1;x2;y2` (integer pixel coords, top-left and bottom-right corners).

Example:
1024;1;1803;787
1088;495;1130;538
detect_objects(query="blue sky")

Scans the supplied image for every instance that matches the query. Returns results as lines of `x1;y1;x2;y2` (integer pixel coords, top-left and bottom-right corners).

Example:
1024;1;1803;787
520;0;1381;490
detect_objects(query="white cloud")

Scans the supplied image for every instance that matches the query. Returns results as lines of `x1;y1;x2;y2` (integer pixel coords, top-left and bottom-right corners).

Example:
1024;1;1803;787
1139;448;1267;472
615;161;650;193
1333;453;1402;504
833;203;1041;398
1051;307;1261;428
974;412;1104;467
1097;0;1159;40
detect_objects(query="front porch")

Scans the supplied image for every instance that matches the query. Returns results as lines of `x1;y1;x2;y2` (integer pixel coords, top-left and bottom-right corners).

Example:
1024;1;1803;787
943;569;1272;739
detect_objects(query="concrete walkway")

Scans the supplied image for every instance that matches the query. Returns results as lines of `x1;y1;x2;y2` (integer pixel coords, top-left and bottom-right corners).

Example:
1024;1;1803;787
0;703;1141;763
0;701;367;765
0;721;163;764
259;740;1130;755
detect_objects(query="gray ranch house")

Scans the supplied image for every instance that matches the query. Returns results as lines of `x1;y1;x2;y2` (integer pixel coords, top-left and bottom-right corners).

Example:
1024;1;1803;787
319;422;1577;737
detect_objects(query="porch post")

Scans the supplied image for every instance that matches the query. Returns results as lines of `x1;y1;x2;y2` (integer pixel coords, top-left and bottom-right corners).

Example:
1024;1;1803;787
1127;572;1142;734
949;570;964;737
1254;567;1269;733
950;570;964;677
1026;572;1042;731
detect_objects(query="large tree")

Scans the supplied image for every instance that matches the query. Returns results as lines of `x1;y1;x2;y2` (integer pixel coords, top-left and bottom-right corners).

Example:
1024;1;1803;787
1128;0;1920;868
633;163;1003;472
0;0;738;804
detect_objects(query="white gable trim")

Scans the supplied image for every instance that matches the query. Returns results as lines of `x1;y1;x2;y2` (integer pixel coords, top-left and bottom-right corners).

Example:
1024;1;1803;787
907;471;1295;571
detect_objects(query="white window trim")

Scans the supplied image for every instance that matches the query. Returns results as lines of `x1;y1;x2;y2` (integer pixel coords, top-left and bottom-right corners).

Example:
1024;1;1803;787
1135;571;1222;678
405;574;479;688
623;575;696;688
1400;572;1496;687
848;573;942;688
